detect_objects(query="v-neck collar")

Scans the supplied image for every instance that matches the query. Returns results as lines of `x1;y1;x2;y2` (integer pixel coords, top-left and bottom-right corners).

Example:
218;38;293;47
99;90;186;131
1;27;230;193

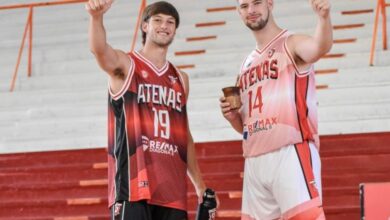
255;29;287;55
134;50;169;76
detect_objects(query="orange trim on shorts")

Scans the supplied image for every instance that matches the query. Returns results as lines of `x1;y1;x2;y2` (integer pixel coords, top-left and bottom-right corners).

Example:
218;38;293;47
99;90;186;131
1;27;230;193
294;142;319;199
282;197;322;219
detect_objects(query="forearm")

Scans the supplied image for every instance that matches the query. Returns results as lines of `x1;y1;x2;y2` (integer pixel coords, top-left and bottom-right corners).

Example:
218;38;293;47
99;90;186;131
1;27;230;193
187;135;206;196
89;16;109;55
313;15;333;54
229;116;243;134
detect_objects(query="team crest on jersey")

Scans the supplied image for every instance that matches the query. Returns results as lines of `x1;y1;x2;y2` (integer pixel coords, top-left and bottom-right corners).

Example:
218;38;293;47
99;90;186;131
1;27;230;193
168;75;178;84
268;48;275;58
141;70;149;79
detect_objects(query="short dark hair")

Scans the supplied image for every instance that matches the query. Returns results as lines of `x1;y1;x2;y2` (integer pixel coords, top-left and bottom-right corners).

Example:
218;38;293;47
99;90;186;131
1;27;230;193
140;1;180;45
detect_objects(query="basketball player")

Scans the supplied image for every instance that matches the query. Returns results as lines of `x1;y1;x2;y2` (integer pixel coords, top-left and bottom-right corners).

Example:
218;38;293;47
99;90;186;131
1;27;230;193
86;1;208;219
220;0;332;219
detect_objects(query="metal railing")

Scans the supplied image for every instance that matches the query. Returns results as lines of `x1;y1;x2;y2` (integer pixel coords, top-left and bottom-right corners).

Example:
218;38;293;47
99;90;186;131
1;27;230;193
0;0;146;92
370;0;388;66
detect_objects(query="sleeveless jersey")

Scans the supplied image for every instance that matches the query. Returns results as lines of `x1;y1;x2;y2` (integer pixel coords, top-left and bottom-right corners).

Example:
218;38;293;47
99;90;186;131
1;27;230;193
107;50;188;211
238;30;319;158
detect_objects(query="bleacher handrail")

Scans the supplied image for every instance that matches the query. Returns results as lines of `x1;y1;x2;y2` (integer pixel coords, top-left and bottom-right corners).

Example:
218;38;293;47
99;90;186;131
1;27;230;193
0;0;86;10
370;0;388;66
0;0;146;92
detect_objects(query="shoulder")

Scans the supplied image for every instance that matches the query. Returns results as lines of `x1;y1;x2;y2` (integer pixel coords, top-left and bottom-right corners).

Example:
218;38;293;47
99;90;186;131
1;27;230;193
285;33;312;60
178;70;189;83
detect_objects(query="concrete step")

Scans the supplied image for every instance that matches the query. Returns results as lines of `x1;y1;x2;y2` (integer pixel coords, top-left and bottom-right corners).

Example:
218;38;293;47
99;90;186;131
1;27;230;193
0;115;105;140
2;64;389;96
2;67;389;109
0;4;385;50
2;48;389;88
0;0;377;33
0;134;107;154
1;31;385;69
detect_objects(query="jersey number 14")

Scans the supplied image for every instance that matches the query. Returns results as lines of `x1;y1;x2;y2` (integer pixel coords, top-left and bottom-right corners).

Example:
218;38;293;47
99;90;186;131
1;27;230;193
248;86;263;117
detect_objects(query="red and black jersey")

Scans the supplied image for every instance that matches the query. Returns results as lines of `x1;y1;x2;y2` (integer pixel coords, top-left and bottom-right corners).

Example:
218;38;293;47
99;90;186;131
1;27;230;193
107;51;188;211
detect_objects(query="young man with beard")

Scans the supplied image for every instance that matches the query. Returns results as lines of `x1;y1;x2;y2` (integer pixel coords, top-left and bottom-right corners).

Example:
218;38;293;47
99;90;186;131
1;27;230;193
220;0;332;219
86;1;208;219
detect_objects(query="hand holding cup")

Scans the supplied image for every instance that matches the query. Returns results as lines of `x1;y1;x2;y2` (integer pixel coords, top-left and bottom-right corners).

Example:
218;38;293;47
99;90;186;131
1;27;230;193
222;86;242;110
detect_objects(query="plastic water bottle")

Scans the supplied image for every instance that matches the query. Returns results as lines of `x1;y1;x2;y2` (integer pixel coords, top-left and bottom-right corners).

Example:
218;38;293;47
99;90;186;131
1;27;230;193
196;188;217;220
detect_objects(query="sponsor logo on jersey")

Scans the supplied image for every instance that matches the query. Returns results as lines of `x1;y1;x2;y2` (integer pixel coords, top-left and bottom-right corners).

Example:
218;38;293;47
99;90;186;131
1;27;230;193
138;181;149;188
141;135;179;156
243;124;248;140
248;117;278;136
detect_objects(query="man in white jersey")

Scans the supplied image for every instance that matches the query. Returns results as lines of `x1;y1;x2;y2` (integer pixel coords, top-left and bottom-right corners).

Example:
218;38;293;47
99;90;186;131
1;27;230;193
220;0;332;219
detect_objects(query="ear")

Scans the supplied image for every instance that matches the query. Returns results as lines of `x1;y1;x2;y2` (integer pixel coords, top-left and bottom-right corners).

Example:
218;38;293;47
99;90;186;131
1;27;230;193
141;21;148;33
267;0;274;10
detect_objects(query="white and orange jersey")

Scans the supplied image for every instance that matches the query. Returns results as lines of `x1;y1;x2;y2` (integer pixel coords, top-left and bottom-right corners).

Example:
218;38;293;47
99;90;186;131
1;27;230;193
238;30;319;158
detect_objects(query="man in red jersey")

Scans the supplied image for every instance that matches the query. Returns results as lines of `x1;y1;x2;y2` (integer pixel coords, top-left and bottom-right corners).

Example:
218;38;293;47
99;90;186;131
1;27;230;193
86;1;209;219
220;0;333;219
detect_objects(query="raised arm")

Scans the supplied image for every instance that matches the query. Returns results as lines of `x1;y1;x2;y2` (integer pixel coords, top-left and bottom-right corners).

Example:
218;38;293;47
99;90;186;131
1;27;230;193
288;0;333;65
86;0;131;92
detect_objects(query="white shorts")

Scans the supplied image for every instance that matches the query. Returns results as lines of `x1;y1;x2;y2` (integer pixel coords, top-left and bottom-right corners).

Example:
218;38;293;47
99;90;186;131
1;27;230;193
241;142;322;220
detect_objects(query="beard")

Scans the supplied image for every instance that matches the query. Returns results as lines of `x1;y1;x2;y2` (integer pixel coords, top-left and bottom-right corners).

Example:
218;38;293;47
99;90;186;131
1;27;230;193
245;11;270;31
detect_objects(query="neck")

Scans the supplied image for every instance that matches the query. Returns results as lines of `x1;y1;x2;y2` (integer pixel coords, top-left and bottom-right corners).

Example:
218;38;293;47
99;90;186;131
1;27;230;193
252;21;282;50
139;42;168;68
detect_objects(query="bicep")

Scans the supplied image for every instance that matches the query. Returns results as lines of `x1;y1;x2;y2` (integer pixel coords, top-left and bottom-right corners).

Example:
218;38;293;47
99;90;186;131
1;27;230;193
289;35;323;64
95;47;129;76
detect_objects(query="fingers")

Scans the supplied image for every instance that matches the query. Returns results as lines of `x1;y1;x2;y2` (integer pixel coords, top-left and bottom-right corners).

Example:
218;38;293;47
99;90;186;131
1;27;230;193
114;202;122;216
310;0;330;17
89;0;97;10
86;0;111;12
311;0;330;11
219;97;231;114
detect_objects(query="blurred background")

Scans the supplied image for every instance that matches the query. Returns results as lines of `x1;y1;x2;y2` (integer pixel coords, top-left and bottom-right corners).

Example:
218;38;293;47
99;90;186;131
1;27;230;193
0;0;389;219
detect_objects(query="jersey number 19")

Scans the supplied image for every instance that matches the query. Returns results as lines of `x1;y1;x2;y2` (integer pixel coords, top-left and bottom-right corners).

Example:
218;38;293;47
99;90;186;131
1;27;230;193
152;107;170;139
